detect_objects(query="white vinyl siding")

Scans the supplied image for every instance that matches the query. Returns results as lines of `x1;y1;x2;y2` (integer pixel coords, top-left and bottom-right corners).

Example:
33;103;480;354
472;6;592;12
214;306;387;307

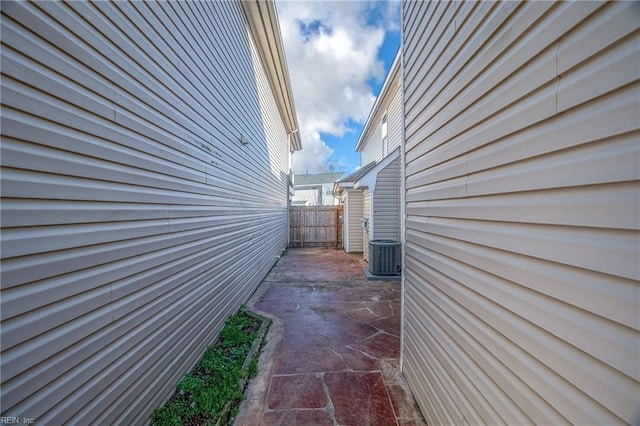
345;190;364;253
358;52;401;166
382;114;389;157
387;88;403;154
292;188;320;205
293;185;338;206
361;124;384;166
402;1;639;425
373;156;400;241
1;1;291;424
362;190;371;262
360;85;402;166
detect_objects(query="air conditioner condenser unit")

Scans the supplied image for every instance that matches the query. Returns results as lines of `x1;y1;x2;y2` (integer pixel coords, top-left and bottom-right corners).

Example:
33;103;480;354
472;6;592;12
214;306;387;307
369;240;401;276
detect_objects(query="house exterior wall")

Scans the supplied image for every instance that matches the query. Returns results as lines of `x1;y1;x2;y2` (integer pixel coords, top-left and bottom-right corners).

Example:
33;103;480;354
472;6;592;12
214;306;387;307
401;1;640;424
292;188;318;205
292;185;339;206
360;123;384;166
387;88;403;155
355;52;403;263
373;156;400;241
1;1;293;423
362;190;371;262
359;81;402;166
345;190;364;253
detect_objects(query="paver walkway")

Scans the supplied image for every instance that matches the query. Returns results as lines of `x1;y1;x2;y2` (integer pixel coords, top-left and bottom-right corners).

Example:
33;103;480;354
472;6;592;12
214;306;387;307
235;248;425;426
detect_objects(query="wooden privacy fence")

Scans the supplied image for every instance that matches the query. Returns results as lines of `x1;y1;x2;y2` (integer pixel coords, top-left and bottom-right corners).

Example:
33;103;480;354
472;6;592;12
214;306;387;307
289;205;343;248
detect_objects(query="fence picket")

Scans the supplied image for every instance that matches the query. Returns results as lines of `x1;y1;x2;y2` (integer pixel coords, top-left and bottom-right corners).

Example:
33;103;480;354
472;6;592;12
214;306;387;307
289;206;343;248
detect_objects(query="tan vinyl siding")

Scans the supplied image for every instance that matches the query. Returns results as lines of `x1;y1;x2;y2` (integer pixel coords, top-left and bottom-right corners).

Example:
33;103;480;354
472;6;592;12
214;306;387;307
345;190;364;252
362;190;371;262
402;1;640;425
1;1;291;423
373;156;400;241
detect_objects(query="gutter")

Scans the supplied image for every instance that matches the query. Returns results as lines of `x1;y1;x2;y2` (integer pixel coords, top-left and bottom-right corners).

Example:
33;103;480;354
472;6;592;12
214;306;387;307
241;0;302;151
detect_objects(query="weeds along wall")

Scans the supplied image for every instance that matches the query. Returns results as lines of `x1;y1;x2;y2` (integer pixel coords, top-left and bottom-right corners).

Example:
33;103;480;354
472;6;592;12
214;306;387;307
0;1;292;423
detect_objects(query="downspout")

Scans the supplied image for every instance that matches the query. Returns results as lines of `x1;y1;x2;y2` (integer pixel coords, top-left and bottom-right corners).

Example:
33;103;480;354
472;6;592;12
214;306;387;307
286;129;299;248
399;1;406;373
369;189;374;241
287;132;291;248
288;128;299;147
344;191;349;251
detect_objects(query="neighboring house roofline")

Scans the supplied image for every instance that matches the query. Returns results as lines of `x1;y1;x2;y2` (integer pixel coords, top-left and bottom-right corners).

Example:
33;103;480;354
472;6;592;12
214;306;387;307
241;0;302;151
354;49;401;152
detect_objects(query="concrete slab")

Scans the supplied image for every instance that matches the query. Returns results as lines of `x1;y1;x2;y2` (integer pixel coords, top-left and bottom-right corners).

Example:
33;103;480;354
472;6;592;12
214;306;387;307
236;248;425;425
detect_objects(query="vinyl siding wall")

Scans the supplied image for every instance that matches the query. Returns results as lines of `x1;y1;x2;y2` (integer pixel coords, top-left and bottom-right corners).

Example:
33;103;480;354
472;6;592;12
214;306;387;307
402;1;639;424
361;123;384;166
1;1;290;423
360;80;402;165
373;156;401;241
387;88;403;154
345;190;364;252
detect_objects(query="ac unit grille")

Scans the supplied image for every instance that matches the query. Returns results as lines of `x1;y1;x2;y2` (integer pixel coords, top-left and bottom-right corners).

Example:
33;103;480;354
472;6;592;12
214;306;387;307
369;240;401;275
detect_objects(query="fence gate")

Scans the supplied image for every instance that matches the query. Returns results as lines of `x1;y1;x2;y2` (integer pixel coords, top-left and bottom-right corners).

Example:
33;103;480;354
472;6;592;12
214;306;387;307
289;205;343;248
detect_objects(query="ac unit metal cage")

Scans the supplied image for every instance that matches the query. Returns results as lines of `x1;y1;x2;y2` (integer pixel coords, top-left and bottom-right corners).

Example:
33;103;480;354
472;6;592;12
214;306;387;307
369;240;401;276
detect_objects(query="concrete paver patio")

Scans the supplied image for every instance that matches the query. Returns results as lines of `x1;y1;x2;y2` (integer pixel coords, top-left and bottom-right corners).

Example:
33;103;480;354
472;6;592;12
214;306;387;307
235;248;425;426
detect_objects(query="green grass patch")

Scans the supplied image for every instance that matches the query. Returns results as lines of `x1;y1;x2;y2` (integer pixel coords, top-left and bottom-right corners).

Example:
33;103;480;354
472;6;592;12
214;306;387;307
151;309;267;426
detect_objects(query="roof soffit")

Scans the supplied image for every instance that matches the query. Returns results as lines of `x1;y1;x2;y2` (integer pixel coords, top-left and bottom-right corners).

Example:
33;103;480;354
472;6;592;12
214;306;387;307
355;147;400;190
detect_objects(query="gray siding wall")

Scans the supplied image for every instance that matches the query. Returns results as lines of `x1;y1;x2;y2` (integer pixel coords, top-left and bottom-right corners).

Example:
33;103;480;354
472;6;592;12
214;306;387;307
362;190;371;262
345;190;364;252
1;1;290;423
373;156;400;241
402;1;639;425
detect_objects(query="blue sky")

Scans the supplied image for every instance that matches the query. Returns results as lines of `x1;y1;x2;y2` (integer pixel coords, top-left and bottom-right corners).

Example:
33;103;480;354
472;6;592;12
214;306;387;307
276;1;401;175
323;32;400;172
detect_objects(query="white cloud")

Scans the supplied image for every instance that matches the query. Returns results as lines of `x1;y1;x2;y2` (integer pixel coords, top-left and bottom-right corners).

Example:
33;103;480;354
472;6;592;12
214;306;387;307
276;1;390;173
292;131;333;175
